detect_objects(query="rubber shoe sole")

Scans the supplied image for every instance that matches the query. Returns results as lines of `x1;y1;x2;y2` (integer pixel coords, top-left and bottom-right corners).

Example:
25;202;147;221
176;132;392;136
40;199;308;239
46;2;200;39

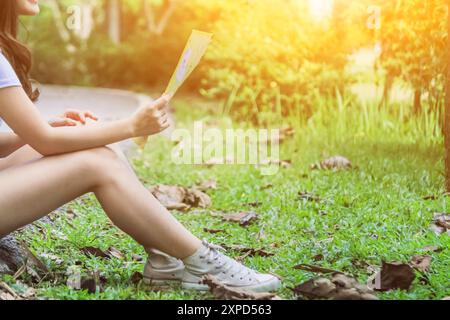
143;277;182;290
181;277;281;293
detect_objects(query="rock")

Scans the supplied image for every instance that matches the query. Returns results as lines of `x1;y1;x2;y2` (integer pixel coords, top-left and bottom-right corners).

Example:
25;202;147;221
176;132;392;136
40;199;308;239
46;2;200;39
0;235;26;274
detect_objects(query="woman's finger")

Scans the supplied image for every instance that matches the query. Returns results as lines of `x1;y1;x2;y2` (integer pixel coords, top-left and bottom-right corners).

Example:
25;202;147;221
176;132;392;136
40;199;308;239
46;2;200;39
85;111;98;121
64;118;79;126
65;109;86;124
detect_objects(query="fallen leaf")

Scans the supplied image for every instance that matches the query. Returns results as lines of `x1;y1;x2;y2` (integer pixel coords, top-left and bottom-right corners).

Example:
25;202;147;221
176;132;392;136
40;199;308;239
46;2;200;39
66;208;77;219
80;246;109;259
422;245;442;253
423;195;438;200
132;254;144;262
246;201;262;207
107;247;124;260
148;185;189;211
149;185;211;210
410;255;432;273
202;274;281;300
203;228;225;234
261;183;273;190
184;188;212;208
293;264;344;275
130;272;143;285
429;212;450;235
311;156;352;170
196;180;217;191
293;273;377;300
221;244;274;257
298;192;321;202
313;254;324;262
221;211;259;227
80;277;97;294
372;261;415;291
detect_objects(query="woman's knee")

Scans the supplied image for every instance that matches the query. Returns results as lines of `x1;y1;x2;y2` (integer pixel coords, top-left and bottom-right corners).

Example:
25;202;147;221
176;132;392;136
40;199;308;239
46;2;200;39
74;147;129;179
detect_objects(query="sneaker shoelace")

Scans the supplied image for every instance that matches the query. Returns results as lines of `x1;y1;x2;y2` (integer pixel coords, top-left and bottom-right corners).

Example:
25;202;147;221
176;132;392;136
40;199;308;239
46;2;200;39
201;241;257;282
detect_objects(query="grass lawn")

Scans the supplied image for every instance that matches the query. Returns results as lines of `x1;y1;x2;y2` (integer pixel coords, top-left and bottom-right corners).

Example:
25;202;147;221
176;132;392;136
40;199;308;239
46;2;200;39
6;96;450;300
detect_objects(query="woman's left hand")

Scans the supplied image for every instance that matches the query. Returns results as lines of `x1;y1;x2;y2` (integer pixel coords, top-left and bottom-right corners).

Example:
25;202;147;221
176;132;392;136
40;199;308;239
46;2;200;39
63;109;98;125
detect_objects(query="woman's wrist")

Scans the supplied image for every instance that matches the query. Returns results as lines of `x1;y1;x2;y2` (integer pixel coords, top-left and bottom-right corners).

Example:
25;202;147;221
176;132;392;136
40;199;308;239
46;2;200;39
121;117;136;139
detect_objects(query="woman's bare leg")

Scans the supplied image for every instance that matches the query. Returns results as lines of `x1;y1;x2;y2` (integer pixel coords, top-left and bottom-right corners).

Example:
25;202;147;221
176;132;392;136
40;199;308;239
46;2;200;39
0;146;201;258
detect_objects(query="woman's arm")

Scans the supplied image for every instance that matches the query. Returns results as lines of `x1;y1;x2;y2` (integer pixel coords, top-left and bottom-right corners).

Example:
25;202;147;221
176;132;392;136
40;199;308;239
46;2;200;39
0;87;170;156
0;132;25;157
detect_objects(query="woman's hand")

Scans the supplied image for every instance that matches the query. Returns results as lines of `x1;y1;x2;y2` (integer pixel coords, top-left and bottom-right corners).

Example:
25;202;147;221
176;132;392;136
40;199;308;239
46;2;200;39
130;95;170;137
63;109;98;125
48;109;99;128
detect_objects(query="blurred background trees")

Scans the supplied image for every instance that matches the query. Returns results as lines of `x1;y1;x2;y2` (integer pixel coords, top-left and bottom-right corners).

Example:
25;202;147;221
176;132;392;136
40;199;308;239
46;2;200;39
22;0;448;125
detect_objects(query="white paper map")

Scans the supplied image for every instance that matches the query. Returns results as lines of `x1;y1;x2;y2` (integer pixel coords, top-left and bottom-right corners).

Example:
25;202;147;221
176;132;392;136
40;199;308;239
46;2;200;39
135;30;213;148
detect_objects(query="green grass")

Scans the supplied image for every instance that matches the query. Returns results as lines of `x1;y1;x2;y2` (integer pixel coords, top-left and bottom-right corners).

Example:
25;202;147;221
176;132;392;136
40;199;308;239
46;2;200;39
5;96;450;300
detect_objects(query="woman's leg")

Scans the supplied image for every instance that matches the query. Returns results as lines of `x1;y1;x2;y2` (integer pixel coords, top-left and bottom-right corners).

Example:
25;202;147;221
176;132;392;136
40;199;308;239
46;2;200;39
0;146;201;258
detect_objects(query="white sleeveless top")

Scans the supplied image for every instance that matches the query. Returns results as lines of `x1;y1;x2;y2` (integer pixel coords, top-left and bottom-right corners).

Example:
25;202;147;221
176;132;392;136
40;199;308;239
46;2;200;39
0;51;22;129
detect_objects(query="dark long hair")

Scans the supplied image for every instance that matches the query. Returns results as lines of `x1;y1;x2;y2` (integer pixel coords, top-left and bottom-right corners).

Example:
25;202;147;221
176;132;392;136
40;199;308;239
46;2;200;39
0;0;39;101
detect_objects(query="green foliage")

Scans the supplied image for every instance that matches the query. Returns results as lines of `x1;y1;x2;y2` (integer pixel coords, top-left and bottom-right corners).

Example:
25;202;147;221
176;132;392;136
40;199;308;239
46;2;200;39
379;0;448;112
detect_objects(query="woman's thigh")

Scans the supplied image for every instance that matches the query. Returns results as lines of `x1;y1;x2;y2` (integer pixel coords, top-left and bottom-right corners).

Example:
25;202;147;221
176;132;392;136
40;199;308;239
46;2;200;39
0;145;42;171
0;149;101;237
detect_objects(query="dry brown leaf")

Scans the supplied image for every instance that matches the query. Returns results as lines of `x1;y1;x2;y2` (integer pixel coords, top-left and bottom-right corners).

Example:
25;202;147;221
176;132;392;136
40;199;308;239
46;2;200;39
80;277;97;294
422;245;442;253
294;273;377;300
203;228;226;234
148;185;189;211
311;156;352;170
196;180;217;191
80;246;109;259
246;201;262;208
298;192;322;202
149;185;211;210
372;261;415;291
130;272;143;285
293;264;344;275
107;247;124;260
429;212;450;235
221;211;259;227
184;188;212;208
313;254;324;262
410;255;432;273
132;254;144;262
221;244;274;257
261;183;273;190
202;274;281;300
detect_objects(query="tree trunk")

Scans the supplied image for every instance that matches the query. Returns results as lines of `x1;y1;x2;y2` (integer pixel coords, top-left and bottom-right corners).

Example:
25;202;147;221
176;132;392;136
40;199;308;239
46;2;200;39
413;88;422;115
379;73;394;109
445;0;450;192
106;0;121;44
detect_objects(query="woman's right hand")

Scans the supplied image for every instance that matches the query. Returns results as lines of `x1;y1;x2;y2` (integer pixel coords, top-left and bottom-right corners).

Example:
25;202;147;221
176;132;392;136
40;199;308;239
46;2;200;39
130;95;171;137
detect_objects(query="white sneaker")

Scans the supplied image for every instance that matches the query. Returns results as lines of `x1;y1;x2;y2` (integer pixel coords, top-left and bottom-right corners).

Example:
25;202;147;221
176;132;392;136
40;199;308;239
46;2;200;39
182;241;281;293
143;249;184;288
